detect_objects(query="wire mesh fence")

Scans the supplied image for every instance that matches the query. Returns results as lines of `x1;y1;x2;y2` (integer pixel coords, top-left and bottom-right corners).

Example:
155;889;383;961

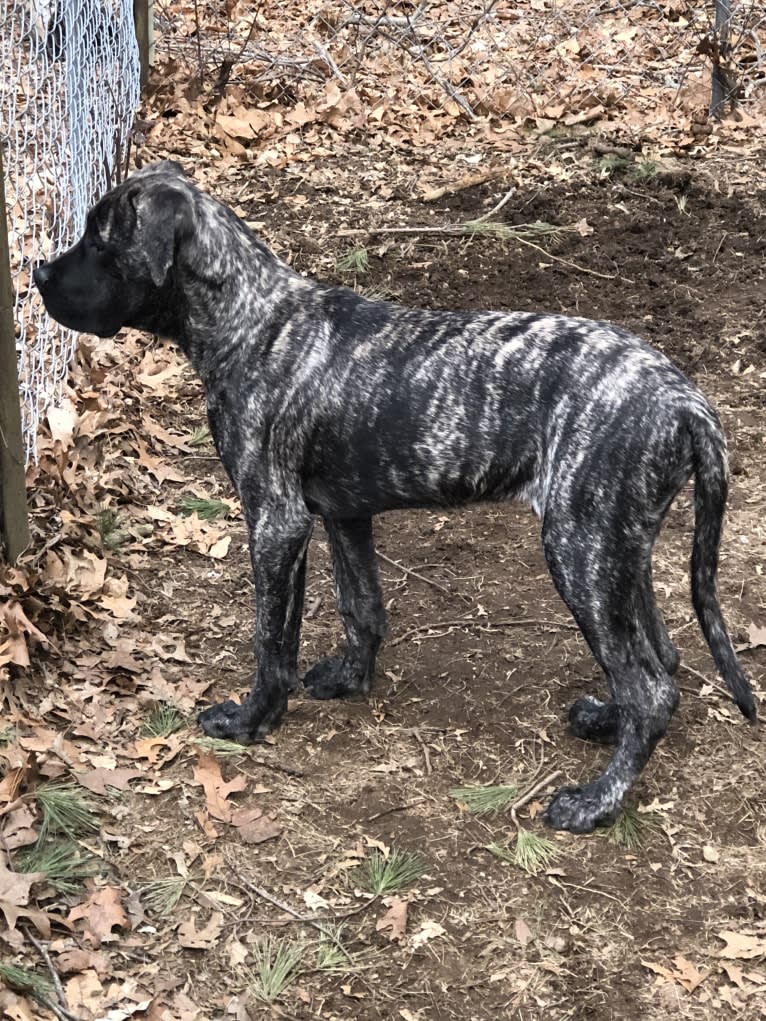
0;0;140;462
152;1;766;137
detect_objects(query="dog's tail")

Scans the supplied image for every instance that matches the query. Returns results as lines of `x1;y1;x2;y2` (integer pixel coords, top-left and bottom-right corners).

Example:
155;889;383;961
688;407;756;722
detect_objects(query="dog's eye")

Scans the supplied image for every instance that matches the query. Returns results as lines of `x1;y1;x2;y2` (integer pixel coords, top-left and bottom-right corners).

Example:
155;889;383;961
91;236;108;255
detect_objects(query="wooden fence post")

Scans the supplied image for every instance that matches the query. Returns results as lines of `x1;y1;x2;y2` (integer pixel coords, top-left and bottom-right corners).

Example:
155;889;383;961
133;0;155;89
0;148;30;563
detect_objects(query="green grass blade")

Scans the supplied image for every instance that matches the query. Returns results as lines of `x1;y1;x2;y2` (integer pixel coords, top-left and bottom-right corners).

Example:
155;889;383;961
488;830;561;875
142;876;187;916
605;807;662;851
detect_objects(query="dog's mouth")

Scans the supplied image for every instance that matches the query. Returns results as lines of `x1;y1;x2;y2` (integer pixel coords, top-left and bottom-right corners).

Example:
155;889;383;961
33;265;123;337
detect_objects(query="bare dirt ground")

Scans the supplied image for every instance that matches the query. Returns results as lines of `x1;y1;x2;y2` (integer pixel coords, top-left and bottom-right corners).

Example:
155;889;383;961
3;147;766;1020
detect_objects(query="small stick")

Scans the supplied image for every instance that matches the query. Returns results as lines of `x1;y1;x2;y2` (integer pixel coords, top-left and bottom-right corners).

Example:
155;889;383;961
510;769;562;829
237;878;356;962
376;550;465;601
513;234;619;280
391;616;577;647
23;927;67;1008
421;169;513;203
250;757;305;778
678;663;735;704
470;185;517;225
366;798;426;823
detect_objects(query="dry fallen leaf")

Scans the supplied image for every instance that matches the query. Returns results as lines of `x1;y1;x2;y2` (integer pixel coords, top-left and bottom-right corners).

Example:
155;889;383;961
178;911;224;949
192;751;248;822
515;917;533;947
717;930;766;960
229;805;282;844
68;886;129;945
411;920;446;948
642;955;708;992
376;896;408;943
76;767;145;796
0;861;50;936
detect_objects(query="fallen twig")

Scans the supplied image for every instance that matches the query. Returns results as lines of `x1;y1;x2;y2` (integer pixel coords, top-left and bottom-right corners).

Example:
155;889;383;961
510;769;563;829
376;550;467;602
678;662;738;706
421;168;514;203
21;928;82;1021
237;877;376;961
366;798;427;823
391;616;578;647
512;234;619;280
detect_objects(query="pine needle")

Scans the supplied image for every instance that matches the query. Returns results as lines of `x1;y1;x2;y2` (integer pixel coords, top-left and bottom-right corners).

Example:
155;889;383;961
178;495;231;521
488;830;561;875
449;783;520;816
143;702;185;737
336;247;369;274
605;807;662;851
462;218;566;242
315;925;352;972
188;427;212;446
95;506;130;549
249;936;304;1002
191;736;249;757
142;876;188;916
17;839;103;893
35;782;100;841
0;962;53;1000
356;849;426;896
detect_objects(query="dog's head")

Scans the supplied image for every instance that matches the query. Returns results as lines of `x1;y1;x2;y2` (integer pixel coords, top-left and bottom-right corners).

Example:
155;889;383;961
34;161;195;337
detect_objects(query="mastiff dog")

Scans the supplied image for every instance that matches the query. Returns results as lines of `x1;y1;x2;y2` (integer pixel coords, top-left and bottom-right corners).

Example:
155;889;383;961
34;161;756;833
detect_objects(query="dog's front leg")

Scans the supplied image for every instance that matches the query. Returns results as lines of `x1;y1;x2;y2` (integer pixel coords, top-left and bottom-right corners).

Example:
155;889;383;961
199;492;313;743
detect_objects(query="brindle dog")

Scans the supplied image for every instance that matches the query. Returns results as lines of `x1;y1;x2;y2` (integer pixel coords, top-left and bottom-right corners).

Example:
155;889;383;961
34;161;756;833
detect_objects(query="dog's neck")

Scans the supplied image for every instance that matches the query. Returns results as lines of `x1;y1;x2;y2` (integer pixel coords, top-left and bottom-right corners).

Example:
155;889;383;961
141;200;295;378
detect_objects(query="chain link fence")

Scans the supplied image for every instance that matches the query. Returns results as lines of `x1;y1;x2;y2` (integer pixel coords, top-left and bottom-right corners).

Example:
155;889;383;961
152;1;765;134
1;1;140;462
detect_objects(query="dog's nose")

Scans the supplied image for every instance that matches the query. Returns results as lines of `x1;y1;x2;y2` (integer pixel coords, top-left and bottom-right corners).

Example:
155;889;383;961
33;263;52;288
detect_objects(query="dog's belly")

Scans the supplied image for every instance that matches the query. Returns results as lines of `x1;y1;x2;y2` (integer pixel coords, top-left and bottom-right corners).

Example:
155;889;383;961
301;447;539;518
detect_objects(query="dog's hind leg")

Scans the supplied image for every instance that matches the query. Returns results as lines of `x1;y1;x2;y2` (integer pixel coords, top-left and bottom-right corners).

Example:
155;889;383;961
540;517;679;832
303;517;387;700
639;566;680;676
567;574;679;746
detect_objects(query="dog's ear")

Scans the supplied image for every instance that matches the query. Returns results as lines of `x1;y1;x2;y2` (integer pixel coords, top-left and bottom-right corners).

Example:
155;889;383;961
128;184;193;287
132;159;187;180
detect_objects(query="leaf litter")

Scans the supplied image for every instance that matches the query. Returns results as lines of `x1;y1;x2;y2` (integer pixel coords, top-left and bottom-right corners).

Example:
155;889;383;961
1;2;765;1018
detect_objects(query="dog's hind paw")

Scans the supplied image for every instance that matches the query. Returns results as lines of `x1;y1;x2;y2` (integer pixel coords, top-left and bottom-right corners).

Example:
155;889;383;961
543;783;620;833
568;696;620;744
303;657;370;700
198;694;285;744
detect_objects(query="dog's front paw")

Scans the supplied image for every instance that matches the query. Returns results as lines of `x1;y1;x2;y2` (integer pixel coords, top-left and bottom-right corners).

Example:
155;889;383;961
198;693;285;744
543;783;619;834
568;696;620;745
303;657;369;700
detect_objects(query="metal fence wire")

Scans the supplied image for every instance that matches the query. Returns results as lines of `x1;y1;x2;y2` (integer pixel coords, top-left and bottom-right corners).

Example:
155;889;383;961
0;0;140;462
153;1;765;130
